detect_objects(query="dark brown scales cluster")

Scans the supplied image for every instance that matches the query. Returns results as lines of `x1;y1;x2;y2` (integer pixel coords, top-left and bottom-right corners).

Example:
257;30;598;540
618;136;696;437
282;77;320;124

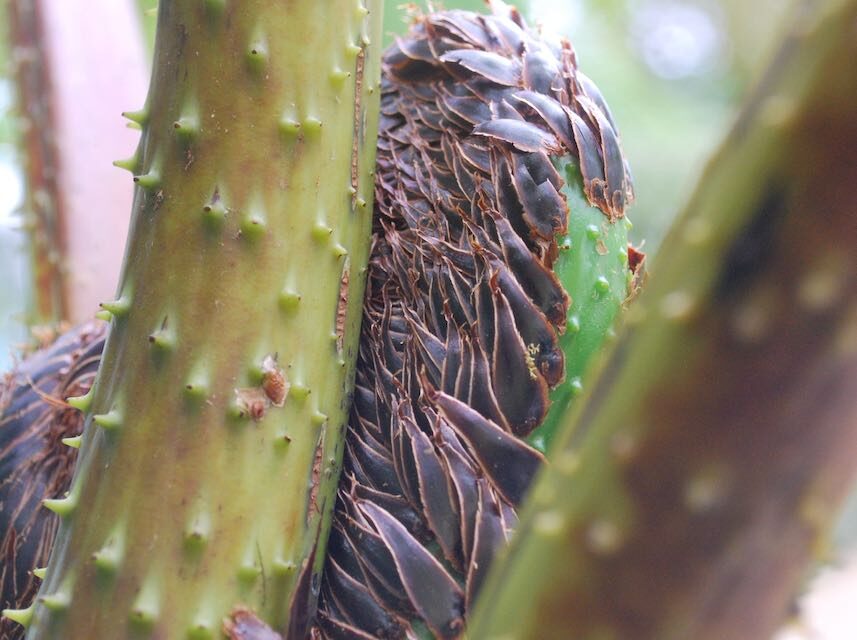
0;321;105;637
314;4;631;639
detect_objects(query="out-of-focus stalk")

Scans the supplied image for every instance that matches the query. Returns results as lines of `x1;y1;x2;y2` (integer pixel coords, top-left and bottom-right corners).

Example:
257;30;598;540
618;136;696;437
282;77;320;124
7;0;147;324
470;0;857;638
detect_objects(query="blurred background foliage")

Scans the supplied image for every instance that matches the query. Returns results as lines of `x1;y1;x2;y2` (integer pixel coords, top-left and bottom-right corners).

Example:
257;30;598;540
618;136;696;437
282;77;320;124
0;0;28;368
0;0;794;366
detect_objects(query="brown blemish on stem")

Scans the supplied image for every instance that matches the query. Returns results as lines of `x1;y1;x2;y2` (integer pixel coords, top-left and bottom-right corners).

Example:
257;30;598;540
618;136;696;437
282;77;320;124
261;354;288;407
307;433;324;525
335;263;349;354
223;607;283;640
235;355;289;420
351;48;365;208
628;244;647;297
234;387;269;421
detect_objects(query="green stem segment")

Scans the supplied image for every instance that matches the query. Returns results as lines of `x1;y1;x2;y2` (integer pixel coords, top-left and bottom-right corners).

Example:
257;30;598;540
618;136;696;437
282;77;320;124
529;160;635;453
471;0;857;638
14;1;381;637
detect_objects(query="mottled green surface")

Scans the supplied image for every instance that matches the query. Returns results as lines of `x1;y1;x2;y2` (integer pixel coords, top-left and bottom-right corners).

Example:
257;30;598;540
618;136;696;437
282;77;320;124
529;160;632;453
17;1;382;637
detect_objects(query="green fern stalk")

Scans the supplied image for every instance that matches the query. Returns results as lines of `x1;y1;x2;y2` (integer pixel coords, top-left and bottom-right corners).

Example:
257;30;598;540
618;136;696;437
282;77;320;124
5;1;382;637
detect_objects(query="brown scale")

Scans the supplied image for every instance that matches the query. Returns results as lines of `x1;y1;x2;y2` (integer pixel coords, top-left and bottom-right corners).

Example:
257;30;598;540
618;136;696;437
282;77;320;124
314;3;631;639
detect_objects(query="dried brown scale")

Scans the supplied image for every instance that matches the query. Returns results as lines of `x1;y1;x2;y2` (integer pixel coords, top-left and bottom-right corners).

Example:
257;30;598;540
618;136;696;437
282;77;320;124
316;3;631;638
0;320;106;638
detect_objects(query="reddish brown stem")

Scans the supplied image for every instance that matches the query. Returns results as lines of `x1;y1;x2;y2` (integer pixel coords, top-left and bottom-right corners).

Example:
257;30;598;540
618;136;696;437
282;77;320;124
7;0;148;324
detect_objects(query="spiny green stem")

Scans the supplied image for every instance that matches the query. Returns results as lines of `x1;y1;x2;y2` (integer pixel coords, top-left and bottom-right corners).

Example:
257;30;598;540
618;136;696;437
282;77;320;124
16;1;382;638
